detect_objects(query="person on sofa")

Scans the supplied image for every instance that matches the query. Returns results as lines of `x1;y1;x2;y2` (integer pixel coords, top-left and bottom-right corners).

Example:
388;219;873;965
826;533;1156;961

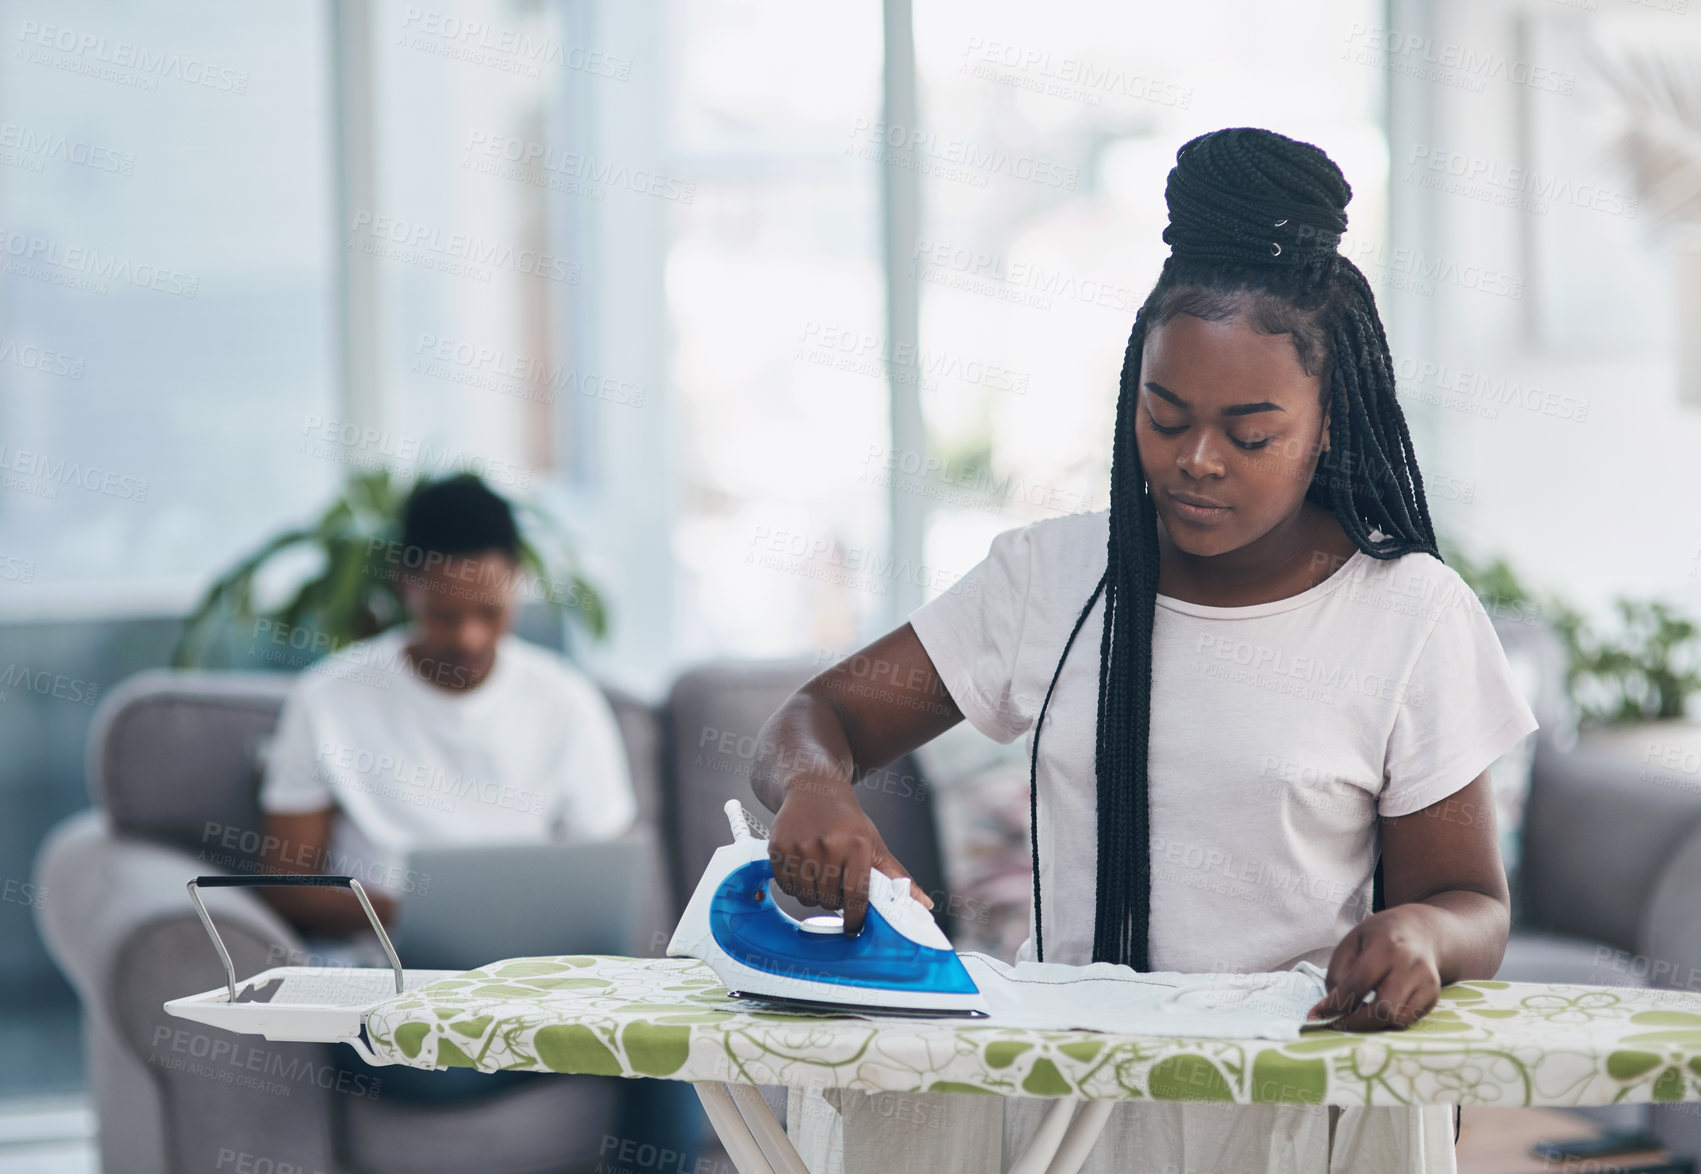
256;471;638;937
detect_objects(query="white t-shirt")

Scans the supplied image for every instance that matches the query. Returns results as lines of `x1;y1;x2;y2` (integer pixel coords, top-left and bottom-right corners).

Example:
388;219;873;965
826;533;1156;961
907;507;1540;974
258;627;638;899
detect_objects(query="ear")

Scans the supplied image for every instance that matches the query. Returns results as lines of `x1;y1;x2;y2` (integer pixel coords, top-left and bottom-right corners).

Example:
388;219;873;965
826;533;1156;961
1320;406;1331;454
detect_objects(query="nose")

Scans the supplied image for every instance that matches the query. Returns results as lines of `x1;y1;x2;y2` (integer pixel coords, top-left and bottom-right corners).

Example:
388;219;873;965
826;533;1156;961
1175;429;1228;480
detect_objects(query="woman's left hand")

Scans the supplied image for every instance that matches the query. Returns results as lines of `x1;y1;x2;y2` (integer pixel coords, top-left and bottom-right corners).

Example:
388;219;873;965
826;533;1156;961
1306;906;1443;1031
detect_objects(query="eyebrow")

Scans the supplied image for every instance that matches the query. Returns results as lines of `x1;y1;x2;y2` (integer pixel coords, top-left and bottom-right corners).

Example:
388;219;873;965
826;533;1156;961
1145;381;1287;417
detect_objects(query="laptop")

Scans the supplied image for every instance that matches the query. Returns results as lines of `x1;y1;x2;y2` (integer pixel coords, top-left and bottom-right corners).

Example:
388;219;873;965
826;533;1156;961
395;833;655;971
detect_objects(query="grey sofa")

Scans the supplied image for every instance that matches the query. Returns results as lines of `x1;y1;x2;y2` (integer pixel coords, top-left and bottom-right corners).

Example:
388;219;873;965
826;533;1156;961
33;658;945;1174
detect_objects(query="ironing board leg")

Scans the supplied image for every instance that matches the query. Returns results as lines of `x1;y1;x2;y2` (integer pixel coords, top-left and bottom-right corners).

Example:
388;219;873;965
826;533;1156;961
694;1082;777;1174
1043;1099;1113;1174
1006;1096;1081;1174
725;1082;810;1174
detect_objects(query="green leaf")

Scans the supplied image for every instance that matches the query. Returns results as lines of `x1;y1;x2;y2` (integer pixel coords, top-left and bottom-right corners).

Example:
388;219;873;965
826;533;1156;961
1021;1059;1072;1097
1607;1050;1664;1081
1630;1011;1701;1027
496;961;574;978
621;1023;692;1076
985;1041;1033;1069
435;1037;476;1068
1058;1040;1104;1063
394;1022;429;1060
533;1024;623;1075
1251;1053;1328;1105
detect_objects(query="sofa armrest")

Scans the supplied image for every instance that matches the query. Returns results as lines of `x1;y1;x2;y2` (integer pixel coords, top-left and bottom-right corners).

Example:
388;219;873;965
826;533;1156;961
35;810;346;1173
1520;738;1701;951
35;810;307;1016
1637;821;1701;992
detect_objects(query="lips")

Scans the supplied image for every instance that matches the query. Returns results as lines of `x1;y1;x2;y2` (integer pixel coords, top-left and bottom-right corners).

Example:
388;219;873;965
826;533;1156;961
1168;491;1230;509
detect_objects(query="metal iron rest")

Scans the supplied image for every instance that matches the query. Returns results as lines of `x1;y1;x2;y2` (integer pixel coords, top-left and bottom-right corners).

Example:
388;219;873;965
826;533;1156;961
185;875;403;1002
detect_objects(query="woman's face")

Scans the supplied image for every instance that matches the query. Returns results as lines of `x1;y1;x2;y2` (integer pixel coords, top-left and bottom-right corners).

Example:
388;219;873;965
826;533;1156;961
1135;311;1331;556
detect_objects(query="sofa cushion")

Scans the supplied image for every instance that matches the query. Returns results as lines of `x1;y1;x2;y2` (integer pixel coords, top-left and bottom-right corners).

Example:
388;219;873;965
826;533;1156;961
91;670;292;870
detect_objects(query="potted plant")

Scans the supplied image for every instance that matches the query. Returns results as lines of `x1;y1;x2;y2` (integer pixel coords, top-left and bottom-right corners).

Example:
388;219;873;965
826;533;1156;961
171;468;607;671
1440;535;1701;753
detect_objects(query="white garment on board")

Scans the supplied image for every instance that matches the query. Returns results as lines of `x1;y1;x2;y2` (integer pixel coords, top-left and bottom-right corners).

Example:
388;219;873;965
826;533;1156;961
957;953;1327;1037
791;507;1535;1173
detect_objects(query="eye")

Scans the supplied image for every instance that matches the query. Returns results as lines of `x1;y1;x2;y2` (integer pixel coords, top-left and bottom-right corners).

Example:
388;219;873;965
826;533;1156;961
1145;416;1272;451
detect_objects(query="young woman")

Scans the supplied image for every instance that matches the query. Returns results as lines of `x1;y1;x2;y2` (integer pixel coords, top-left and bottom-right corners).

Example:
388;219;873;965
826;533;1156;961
751;127;1537;1173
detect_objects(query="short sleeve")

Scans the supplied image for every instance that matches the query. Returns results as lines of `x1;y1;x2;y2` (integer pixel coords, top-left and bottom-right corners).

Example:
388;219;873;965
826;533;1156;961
257;689;336;814
905;521;1036;745
1379;580;1541;818
548;671;639;840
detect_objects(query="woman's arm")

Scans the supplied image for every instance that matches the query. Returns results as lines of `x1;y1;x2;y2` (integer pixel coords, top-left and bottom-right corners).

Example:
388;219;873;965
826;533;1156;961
753;622;965;933
1307;769;1510;1030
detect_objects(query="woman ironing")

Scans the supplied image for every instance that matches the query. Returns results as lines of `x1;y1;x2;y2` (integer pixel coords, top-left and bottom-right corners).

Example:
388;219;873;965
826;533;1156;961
751;127;1536;1172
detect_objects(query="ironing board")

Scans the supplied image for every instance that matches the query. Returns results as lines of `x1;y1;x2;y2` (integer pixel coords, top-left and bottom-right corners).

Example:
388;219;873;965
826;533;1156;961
166;880;1701;1174
353;954;1701;1174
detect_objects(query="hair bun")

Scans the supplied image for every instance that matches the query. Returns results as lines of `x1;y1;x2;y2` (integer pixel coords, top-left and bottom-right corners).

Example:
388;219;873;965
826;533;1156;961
1160;127;1350;270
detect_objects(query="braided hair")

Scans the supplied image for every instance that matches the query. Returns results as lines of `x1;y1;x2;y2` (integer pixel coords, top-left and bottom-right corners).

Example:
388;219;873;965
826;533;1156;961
1027;127;1441;969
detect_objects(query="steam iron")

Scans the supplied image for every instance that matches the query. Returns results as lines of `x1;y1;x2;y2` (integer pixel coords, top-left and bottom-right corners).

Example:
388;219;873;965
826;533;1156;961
667;800;989;1016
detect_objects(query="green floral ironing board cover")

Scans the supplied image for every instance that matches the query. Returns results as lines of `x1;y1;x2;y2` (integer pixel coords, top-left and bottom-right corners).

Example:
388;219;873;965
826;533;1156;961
360;955;1701;1108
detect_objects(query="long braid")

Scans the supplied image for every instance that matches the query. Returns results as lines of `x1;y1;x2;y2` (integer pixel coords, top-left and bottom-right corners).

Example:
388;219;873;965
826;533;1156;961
1025;128;1441;969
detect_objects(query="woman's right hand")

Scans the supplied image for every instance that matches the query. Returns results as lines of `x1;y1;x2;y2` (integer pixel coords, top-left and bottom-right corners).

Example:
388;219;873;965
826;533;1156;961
768;778;934;935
